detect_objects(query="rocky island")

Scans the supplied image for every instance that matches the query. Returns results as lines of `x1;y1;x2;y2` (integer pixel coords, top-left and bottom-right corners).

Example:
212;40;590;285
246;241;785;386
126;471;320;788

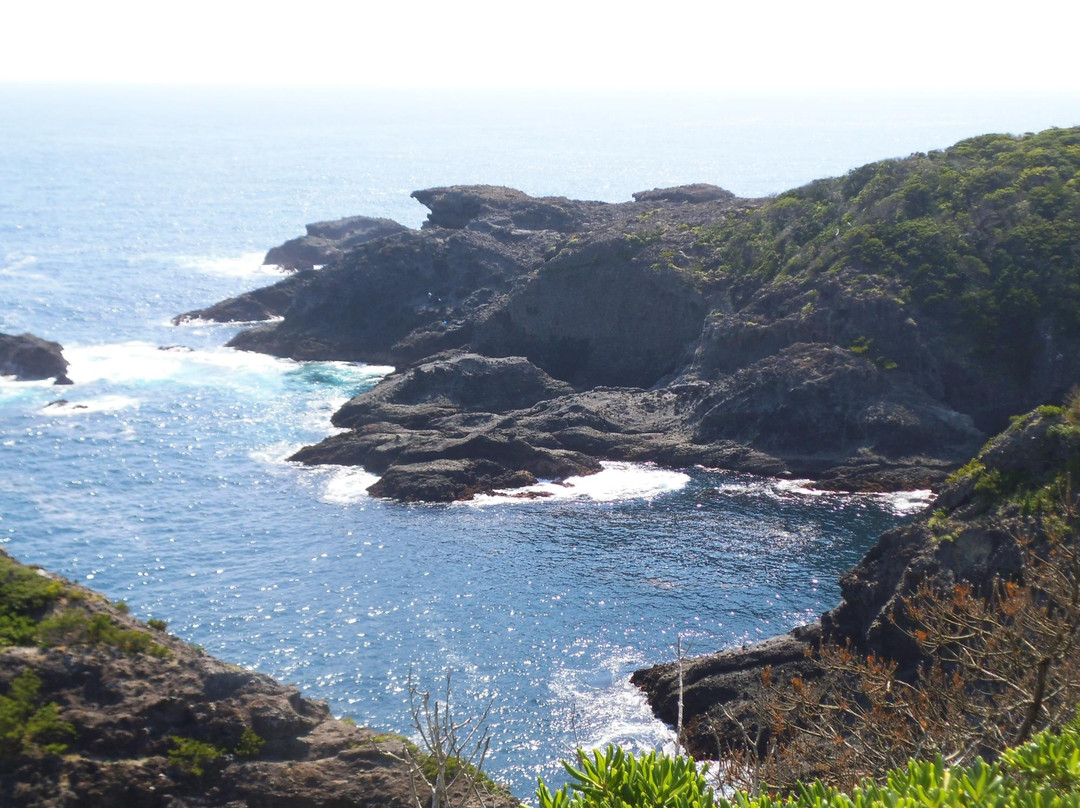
0;333;71;385
181;128;1080;503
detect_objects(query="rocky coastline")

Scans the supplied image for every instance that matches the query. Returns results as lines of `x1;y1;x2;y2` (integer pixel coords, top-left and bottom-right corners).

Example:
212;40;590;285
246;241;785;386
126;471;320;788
173;127;1080;761
179;129;1080;502
631;403;1080;758
0;550;514;808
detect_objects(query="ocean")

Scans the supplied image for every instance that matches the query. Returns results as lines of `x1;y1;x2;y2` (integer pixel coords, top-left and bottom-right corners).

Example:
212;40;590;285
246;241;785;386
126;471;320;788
1;85;1077;796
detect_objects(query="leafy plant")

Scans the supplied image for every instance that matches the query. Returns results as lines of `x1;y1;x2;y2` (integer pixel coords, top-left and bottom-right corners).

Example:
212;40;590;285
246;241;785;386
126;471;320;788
718;724;1080;807
536;746;713;808
0;553;65;647
37;609;171;658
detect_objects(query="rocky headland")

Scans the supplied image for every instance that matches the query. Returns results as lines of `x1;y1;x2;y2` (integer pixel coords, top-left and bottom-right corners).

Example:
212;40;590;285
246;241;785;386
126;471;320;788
0;333;71;385
631;401;1080;758
179;128;1080;503
0;550;515;808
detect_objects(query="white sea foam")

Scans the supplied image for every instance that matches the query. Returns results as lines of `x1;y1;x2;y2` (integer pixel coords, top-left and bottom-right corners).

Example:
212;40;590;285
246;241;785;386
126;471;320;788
471;461;690;506
876;488;935;514
319;466;381;504
0;254;39;276
548;651;675;756
718;475;934;515
65;341;298;386
180;251;287;278
171;315;285;328
249;441;307;466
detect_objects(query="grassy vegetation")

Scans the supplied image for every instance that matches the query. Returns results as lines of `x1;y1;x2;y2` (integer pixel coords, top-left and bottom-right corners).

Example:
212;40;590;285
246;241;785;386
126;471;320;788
0;553;66;647
943;391;1080;515
0;551;170;658
168;735;225;777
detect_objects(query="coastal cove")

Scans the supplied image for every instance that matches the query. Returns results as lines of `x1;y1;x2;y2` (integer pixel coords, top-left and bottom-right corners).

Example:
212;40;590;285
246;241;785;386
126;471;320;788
2;87;1079;798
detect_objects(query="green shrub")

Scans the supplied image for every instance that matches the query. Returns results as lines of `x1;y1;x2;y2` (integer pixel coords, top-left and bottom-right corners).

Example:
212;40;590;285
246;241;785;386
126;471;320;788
0;669;75;757
719;724;1080;808
233;727;265;759
168;735;225;777
147;618;168;631
538;724;1080;808
537;746;713;808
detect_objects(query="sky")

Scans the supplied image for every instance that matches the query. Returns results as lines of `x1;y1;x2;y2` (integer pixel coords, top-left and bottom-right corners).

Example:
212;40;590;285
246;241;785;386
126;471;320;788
3;0;1079;92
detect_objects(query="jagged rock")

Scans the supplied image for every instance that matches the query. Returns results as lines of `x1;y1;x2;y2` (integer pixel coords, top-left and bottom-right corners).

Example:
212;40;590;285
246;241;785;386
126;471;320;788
331;352;575;429
632;184;736;204
0;332;72;384
174;270;316;324
265;215;407;270
366;459;538;502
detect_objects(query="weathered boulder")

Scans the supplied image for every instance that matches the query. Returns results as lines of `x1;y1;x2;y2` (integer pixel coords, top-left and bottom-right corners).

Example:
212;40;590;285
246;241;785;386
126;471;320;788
0;332;71;384
331;352;574;429
633;184;736;204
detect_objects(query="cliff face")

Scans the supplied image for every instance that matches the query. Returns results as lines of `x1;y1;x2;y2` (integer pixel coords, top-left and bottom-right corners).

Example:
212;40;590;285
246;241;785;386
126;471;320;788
0;551;512;808
180;127;1080;502
630;402;1080;758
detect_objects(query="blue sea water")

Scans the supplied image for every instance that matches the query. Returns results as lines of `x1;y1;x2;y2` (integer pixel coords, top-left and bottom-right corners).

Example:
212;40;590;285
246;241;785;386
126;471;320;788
1;85;1078;796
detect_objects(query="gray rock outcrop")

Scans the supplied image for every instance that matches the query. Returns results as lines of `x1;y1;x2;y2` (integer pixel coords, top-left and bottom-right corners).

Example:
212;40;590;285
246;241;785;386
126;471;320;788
0;332;72;384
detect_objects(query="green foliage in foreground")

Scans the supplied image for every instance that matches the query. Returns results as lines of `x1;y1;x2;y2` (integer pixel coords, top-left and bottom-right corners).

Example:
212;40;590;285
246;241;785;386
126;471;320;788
538;723;1080;808
537;746;713;808
0;669;75;757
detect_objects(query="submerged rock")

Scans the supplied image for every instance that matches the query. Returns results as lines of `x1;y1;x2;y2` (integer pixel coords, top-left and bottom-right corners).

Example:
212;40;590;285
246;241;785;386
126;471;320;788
0;332;72;384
